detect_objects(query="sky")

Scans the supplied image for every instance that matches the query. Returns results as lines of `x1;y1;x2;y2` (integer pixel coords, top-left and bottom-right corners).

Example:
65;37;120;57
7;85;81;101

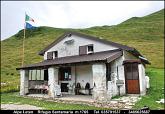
1;1;164;40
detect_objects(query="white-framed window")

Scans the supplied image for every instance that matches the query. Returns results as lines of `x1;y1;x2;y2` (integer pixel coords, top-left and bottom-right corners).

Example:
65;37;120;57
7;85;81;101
53;51;58;58
87;45;94;54
29;70;45;81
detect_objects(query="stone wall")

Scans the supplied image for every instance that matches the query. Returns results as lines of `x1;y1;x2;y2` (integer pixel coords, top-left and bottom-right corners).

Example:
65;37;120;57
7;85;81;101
107;56;126;99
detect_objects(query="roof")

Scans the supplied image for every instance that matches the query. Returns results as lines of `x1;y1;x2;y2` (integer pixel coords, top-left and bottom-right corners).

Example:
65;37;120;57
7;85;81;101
17;49;123;70
38;31;135;56
123;59;142;64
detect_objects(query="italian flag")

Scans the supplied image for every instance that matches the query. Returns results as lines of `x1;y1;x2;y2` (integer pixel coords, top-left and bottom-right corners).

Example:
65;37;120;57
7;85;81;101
25;14;34;22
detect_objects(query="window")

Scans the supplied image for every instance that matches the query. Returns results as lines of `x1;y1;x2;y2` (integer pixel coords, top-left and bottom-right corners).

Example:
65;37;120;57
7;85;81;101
88;45;94;52
32;70;36;80
59;67;71;81
28;70;45;81
36;70;41;80
79;44;94;55
29;70;32;80
47;51;58;59
47;52;53;60
54;51;58;58
87;45;94;54
79;45;87;55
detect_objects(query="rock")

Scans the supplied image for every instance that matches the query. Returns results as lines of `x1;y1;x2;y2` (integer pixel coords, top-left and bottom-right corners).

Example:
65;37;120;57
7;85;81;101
156;99;164;104
110;101;118;104
124;106;132;109
125;102;134;106
138;97;142;100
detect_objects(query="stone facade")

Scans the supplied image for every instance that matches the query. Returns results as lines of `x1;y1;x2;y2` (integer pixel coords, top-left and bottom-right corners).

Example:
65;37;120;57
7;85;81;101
19;33;149;101
44;34;118;60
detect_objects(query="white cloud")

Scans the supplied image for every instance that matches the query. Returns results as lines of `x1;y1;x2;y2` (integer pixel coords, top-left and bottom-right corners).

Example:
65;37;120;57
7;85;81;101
1;1;164;40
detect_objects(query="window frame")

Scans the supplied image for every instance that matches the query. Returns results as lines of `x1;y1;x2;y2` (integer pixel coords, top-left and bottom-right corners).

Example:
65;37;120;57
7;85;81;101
87;45;94;52
79;44;94;55
54;51;58;58
28;69;45;81
47;52;53;60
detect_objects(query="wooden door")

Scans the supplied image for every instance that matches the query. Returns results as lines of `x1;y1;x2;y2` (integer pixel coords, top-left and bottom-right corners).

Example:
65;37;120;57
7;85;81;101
124;63;140;94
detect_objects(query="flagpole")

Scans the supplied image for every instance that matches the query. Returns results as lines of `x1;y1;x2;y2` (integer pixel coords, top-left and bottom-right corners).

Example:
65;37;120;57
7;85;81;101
22;13;26;67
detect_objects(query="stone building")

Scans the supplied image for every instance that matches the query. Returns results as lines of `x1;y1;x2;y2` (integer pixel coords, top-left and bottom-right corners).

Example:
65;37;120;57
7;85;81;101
17;31;150;101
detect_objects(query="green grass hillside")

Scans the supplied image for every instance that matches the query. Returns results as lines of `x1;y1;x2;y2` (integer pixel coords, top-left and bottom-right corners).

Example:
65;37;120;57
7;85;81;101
1;9;164;93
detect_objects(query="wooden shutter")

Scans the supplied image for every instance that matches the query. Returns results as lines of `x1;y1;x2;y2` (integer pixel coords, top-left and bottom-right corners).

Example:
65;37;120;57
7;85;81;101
47;52;53;60
79;46;87;55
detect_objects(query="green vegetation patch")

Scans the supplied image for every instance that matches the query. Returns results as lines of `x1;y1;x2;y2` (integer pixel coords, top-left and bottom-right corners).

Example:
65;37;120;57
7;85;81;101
133;68;164;109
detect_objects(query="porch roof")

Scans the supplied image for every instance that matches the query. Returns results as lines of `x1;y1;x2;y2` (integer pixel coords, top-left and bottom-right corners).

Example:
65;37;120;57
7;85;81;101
16;49;123;70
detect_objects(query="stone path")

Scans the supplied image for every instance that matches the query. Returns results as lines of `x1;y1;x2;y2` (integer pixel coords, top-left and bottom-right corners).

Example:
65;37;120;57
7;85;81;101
93;96;141;109
24;95;141;110
1;104;42;110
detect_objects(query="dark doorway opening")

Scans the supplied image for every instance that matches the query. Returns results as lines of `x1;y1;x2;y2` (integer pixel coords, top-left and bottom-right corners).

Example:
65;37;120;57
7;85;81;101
61;83;69;92
44;69;48;81
59;67;71;81
124;63;140;94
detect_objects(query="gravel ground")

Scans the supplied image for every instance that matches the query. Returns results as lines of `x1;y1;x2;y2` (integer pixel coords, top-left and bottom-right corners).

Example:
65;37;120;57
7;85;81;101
1;104;42;110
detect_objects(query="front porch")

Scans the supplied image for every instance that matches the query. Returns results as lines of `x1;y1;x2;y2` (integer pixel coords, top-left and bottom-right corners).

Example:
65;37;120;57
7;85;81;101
20;61;125;101
18;49;128;101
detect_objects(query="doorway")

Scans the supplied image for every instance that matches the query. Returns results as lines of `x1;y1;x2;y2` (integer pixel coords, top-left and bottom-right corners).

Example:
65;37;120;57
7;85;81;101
59;67;71;92
124;63;140;94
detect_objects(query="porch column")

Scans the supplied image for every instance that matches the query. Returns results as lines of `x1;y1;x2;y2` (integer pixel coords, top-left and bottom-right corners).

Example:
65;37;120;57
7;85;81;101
20;70;28;96
48;67;59;98
92;63;107;101
138;64;146;95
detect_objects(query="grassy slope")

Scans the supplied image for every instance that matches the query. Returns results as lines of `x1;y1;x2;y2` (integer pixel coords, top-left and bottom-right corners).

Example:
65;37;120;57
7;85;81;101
1;9;164;109
133;68;164;109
